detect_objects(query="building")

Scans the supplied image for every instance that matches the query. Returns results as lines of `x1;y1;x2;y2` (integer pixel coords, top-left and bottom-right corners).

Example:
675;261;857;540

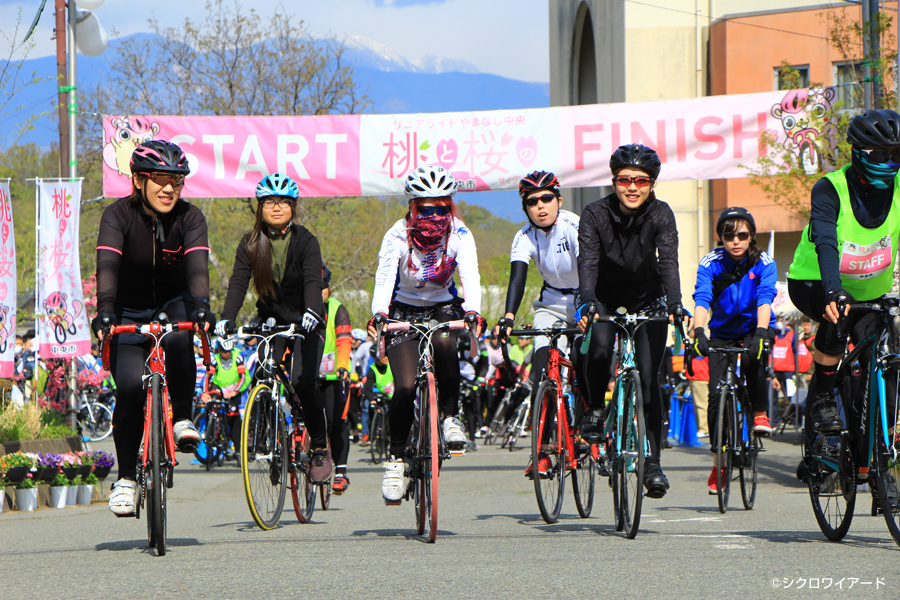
549;0;896;308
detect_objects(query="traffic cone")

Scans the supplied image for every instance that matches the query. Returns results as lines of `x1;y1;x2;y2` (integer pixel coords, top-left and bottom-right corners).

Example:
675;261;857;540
678;398;702;447
668;394;682;441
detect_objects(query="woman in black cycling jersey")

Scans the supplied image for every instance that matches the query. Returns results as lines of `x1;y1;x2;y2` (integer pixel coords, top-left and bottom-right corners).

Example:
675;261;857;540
577;143;685;499
94;140;215;516
214;173;333;483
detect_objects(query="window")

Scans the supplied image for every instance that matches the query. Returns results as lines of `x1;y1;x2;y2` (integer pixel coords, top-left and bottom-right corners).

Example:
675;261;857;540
775;65;810;90
834;62;864;111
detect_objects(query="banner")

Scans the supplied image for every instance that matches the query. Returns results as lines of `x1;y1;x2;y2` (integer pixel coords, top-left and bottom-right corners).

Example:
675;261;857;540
102;88;831;198
37;180;91;358
0;181;15;377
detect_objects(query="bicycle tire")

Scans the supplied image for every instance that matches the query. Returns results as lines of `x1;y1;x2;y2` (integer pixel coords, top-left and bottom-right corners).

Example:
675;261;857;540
413;374;439;542
806;430;856;541
739;419;760;510
426;372;440;542
532;378;564;524
289;427;316;524
572;441;596;518
716;386;735;514
370;411;386;465
486;398;509;445
873;405;900;546
320;479;331;511
149;374;166;556
81;403;113;442
619;370;645;539
241;384;287;530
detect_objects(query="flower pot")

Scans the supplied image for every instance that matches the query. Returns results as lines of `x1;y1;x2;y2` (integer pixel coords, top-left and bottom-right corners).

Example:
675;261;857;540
93;465;111;480
77;484;93;505
50;486;67;509
4;467;30;485
39;468;61;483
0;489;5;514
65;486;77;506
61;467;79;482
15;488;37;512
77;465;92;479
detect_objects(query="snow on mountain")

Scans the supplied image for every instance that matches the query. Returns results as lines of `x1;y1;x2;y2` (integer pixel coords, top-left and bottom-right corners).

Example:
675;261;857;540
340;33;479;74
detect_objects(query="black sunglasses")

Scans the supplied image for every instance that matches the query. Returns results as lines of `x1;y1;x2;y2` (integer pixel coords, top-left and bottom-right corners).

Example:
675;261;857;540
722;231;752;242
144;172;185;186
418;205;452;217
862;147;900;164
523;193;558;207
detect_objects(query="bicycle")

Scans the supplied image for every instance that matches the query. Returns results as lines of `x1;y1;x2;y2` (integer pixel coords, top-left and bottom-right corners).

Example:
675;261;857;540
706;346;766;513
101;314;211;556
76;386;113;442
193;392;231;470
588;307;684;539
502;322;594;524
803;294;900;545
374;316;478;543
369;391;391;465
231;321;332;529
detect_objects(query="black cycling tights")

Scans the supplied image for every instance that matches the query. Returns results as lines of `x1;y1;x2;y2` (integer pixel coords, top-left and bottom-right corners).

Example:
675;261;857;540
272;332;328;450
583;304;667;461
110;299;196;481
386;331;460;459
321;379;349;469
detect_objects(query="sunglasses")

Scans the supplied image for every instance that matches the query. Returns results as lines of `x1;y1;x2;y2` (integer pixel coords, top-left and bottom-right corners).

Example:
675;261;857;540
523;193;558;207
418;205;452;217
261;198;296;209
613;175;653;188
861;147;900;163
145;172;185;186
722;231;752;242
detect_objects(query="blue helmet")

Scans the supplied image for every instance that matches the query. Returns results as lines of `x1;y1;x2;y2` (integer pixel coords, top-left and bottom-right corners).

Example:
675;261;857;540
255;173;299;200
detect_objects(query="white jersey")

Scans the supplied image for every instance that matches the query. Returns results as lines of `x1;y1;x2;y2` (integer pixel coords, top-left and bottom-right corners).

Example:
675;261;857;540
372;217;481;315
510;210;579;305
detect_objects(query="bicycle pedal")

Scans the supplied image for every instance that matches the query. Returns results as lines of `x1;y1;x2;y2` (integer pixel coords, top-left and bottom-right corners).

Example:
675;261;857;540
383;497;402;507
449;449;466;457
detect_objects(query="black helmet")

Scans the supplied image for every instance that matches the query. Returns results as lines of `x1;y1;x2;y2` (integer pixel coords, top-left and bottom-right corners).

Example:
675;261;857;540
716;206;756;237
130;140;191;175
518;170;560;201
847;109;900;148
609;144;661;180
322;264;332;288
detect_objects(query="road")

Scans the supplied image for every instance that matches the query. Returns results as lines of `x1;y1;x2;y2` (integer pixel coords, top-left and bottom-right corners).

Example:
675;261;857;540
0;430;897;599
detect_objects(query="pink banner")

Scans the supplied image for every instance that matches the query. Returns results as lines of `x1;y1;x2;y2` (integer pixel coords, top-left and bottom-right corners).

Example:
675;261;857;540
37;180;91;359
102;115;361;198
0;181;15;377
102;89;833;198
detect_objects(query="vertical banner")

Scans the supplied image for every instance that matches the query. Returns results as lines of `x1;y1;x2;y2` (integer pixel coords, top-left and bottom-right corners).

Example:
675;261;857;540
0;181;16;377
37;180;91;358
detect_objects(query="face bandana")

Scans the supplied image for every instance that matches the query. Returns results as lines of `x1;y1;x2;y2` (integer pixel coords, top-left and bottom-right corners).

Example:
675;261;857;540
852;147;900;190
409;214;451;252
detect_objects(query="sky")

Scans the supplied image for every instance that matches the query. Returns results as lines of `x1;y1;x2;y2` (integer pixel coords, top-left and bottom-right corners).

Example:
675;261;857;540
1;0;550;83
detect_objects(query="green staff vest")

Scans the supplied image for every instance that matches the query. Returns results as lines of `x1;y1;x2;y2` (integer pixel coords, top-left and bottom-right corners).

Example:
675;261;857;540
211;349;248;392
372;363;394;396
788;165;900;301
319;298;343;380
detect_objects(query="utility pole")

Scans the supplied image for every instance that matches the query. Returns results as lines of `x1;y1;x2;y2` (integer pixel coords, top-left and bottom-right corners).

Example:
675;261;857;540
54;0;68;178
869;0;881;107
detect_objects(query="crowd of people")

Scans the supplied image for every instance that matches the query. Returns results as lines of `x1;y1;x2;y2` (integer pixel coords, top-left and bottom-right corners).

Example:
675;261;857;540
82;107;900;521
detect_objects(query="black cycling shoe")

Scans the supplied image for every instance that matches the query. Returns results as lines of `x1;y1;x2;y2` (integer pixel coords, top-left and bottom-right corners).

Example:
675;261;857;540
810;392;842;434
643;461;669;499
580;409;605;443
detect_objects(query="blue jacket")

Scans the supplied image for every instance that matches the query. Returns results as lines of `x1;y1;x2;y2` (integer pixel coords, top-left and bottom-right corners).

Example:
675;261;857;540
693;248;778;339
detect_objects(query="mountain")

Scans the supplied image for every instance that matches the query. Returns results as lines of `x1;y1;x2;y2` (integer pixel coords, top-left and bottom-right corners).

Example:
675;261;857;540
4;33;548;220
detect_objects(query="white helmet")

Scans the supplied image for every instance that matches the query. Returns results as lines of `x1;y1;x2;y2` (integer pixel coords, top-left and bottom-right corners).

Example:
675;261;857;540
216;338;233;353
404;165;456;200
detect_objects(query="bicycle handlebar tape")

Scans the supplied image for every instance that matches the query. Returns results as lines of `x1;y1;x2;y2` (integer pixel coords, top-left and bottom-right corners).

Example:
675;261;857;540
677;393;702;447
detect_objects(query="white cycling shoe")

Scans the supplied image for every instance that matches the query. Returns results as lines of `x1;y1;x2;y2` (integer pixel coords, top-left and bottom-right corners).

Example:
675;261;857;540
173;419;201;452
382;458;409;505
442;416;467;449
108;479;137;517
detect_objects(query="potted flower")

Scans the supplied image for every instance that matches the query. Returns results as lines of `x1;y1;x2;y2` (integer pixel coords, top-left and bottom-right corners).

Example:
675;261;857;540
79;472;99;505
14;472;38;511
37;453;63;483
91;451;115;480
66;474;81;506
75;451;93;479
0;452;38;485
60;452;81;482
49;471;68;509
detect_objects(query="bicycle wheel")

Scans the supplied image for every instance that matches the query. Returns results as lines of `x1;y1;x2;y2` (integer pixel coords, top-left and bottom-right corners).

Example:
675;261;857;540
369;411;386;465
82;403;113;442
413;374;439;542
241;384;288;530
716;387;735;514
320;480;331;510
572;441;596;518
289;428;316;524
739;419;760;510
532;379;565;524
619;370;645;539
486;398;509;445
806;429;856;541
873;406;900;546
148;374;166;556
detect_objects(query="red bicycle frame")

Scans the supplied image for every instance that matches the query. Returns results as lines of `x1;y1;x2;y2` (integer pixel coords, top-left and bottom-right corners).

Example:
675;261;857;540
536;347;580;471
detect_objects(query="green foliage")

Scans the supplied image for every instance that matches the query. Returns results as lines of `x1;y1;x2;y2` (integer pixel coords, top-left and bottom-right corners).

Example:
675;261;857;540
50;472;68;487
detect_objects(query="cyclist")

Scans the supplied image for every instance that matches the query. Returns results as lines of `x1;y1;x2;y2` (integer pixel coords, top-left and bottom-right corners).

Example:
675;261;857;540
691;207;776;494
93;140;215;516
203;338;249;460
318;265;354;494
214;172;333;483
367;165;485;505
577;143;686;499
495;170;582;477
788;109;900;436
